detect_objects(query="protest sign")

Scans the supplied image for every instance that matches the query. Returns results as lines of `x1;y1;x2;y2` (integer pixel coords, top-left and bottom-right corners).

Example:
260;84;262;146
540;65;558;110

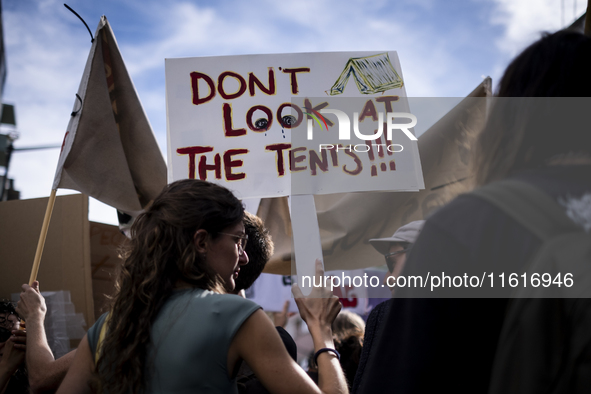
165;52;423;198
166;52;424;286
247;271;370;316
260;79;491;275
89;222;126;318
166;52;426;287
0;194;94;331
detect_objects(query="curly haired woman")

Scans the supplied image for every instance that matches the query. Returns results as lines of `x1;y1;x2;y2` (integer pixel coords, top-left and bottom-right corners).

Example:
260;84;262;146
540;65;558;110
56;179;347;394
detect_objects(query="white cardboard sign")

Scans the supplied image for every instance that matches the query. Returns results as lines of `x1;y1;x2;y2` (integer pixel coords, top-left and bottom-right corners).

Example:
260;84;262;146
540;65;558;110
165;52;423;199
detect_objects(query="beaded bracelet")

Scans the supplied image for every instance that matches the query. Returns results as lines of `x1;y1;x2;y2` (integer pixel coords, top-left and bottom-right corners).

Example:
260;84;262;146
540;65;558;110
313;348;341;365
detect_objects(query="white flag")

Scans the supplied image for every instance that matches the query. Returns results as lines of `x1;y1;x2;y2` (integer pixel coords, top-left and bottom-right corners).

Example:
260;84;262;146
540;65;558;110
53;16;165;216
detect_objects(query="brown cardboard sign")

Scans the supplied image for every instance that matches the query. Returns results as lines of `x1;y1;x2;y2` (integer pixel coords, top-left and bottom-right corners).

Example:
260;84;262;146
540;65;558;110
0;194;94;327
89;221;126;318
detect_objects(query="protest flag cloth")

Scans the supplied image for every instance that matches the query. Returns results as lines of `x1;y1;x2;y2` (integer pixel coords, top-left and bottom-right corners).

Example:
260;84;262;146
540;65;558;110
30;16;166;284
260;78;491;275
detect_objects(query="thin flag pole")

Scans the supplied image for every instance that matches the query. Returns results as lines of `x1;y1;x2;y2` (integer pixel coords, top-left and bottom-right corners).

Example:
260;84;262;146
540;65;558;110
585;0;591;36
29;189;57;285
64;4;94;42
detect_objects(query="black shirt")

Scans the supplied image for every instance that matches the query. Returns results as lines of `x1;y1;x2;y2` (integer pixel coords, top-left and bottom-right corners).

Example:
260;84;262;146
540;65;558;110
354;165;591;393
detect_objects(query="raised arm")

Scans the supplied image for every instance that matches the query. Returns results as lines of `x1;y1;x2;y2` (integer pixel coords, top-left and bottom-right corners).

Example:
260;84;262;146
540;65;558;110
16;282;76;393
55;335;94;394
292;280;345;392
229;260;348;394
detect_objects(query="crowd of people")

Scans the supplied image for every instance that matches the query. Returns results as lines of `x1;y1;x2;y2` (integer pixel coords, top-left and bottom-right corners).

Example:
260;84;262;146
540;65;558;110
1;29;591;393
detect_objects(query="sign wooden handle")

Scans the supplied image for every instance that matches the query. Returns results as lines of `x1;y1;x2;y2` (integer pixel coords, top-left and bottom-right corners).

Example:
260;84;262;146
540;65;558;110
29;189;57;285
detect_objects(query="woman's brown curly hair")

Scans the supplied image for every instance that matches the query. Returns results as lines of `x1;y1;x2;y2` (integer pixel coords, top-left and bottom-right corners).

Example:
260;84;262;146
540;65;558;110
96;179;244;394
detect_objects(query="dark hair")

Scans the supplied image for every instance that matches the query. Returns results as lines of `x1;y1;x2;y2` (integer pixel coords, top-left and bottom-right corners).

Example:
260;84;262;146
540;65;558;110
0;300;19;342
332;310;365;339
473;30;591;186
334;334;363;390
332;311;365;391
97;179;244;394
234;211;274;292
0;300;17;317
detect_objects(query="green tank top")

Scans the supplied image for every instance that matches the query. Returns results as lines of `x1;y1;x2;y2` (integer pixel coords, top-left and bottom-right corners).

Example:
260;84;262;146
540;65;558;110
88;289;261;393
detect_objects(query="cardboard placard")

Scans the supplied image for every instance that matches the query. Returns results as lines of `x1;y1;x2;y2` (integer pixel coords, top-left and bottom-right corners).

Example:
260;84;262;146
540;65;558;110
165;51;423;198
0;194;94;329
89;222;126;318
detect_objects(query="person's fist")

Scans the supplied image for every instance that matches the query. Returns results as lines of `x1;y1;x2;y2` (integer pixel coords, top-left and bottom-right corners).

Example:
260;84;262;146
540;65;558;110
16;281;47;322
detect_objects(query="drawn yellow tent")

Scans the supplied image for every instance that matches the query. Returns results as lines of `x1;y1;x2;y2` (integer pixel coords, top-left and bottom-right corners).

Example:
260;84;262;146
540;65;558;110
328;52;404;95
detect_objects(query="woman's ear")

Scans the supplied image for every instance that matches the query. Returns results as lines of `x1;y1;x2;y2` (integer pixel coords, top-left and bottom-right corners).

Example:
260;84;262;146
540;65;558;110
193;229;209;253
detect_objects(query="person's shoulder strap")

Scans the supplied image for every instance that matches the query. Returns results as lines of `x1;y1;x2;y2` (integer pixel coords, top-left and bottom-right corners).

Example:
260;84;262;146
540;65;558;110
471;179;581;241
95;313;110;364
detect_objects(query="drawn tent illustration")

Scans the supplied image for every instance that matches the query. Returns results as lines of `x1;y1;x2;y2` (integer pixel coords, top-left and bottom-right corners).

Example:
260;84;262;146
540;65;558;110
328;52;404;95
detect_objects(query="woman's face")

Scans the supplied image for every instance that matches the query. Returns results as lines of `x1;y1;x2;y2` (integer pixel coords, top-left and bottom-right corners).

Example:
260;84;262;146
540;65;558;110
205;222;249;292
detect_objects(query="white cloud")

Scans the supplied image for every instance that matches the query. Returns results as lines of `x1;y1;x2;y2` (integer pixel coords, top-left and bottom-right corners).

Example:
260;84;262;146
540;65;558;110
3;1;93;202
491;0;583;57
2;0;517;225
120;0;473;98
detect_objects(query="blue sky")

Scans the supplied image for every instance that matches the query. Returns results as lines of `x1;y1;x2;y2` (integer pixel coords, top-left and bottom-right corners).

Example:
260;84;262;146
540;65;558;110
1;0;581;224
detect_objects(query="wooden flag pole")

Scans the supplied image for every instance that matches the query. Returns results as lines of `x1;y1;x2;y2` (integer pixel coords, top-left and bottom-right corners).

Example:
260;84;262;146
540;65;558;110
585;0;591;36
29;189;57;285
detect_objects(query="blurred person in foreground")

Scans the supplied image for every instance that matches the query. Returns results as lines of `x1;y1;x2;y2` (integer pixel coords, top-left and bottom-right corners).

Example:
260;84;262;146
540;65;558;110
350;221;424;393
354;30;591;394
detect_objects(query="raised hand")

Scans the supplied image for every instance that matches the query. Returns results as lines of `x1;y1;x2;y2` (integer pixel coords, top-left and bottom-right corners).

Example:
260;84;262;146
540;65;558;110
0;334;25;374
292;260;342;328
16;281;47;323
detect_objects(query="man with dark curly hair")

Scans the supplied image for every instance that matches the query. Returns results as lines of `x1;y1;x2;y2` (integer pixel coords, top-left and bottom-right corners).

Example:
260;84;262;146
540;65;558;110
232;211;275;294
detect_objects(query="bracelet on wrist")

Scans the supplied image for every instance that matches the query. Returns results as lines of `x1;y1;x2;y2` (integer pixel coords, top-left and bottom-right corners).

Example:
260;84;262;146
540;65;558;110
313;347;340;365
